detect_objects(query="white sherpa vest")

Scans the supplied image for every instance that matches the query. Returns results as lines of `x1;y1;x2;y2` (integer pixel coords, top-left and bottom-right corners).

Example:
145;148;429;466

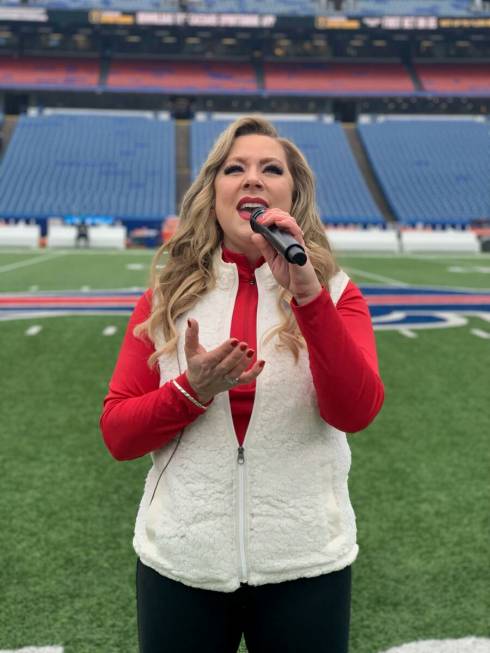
133;254;358;592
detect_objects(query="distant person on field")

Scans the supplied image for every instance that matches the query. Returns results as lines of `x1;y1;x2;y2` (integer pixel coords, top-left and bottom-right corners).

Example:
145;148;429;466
75;219;89;248
100;115;384;653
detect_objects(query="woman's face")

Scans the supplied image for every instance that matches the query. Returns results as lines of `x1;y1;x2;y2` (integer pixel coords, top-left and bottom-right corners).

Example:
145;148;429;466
213;134;294;258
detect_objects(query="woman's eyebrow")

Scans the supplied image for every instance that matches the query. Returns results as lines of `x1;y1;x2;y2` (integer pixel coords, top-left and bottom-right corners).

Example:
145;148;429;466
224;156;284;165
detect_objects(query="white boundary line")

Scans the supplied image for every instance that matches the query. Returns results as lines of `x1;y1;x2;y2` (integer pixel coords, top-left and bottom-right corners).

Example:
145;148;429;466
359;281;490;291
0;287;145;296
344;266;409;287
0;251;67;273
0;310;132;321
338;253;490;259
0;248;155;256
1;250;488;259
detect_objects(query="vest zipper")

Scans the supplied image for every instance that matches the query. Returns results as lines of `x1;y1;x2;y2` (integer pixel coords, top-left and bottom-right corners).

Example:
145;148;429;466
237;446;248;582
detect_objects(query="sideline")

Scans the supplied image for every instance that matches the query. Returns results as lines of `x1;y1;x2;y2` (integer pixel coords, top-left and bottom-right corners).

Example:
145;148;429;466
344;266;409;287
0;251;67;274
0;248;155;257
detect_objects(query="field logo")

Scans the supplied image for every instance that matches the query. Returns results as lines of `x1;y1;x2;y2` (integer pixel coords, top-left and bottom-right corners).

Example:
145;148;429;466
363;285;490;331
0;286;489;332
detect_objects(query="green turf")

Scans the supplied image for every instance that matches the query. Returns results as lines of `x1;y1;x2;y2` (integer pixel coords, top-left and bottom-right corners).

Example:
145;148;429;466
0;316;144;653
0;249;154;292
348;320;489;653
338;254;490;290
1;251;489;652
1;250;489;292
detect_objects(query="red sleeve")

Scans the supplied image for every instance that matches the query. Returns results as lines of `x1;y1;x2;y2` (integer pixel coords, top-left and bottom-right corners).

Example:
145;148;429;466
99;289;208;461
291;280;384;433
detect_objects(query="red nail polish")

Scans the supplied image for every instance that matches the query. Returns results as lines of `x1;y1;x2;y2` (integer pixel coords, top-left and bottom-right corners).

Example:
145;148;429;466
246;349;254;358
240;343;247;351
231;339;239;348
187;319;191;328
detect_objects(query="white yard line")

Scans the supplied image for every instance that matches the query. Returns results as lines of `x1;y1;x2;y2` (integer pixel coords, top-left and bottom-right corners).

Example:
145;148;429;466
0;646;65;653
399;329;418;338
406;254;490;261
0;251;67;273
25;325;43;336
470;329;490;339
345;266;409;287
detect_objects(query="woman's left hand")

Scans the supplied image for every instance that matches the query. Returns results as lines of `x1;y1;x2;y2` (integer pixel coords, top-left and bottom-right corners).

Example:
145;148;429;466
250;209;322;305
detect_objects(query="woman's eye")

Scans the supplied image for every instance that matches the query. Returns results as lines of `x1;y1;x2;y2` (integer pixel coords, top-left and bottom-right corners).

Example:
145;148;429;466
264;165;283;174
223;165;243;174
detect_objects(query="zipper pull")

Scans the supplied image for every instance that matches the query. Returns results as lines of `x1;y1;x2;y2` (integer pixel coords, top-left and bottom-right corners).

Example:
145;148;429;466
237;446;245;465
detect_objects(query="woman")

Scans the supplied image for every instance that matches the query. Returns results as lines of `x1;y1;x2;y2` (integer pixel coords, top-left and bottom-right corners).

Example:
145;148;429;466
100;115;384;653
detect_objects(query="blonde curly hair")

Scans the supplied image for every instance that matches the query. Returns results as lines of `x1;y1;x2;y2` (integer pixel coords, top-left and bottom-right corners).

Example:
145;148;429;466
135;115;338;366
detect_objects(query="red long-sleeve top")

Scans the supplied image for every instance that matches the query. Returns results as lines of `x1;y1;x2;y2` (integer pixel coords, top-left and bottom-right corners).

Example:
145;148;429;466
100;249;384;461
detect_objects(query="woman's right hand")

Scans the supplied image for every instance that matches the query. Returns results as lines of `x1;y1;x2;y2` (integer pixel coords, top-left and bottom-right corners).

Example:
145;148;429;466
184;318;265;404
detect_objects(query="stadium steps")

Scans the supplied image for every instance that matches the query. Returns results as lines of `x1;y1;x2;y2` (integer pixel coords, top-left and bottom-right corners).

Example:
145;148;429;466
406;62;423;92
176;119;191;211
343;124;396;224
255;60;265;92
0;115;19;158
99;57;110;87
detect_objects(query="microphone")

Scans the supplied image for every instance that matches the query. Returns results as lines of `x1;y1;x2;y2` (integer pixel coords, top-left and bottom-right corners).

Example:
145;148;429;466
250;207;307;266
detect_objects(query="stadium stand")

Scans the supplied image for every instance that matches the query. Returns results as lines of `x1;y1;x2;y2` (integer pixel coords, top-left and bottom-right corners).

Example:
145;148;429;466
191;115;384;225
107;61;257;94
0;112;175;223
264;63;414;95
357;118;490;226
416;63;490;95
351;0;485;15
0;0;487;14
0;57;99;90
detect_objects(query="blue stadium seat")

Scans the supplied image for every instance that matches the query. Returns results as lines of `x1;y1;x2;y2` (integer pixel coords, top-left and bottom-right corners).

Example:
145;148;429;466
357;119;490;226
0;113;175;221
191;117;384;226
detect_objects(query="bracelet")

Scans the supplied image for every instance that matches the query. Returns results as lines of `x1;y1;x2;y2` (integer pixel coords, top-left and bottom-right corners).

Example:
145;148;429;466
172;379;208;410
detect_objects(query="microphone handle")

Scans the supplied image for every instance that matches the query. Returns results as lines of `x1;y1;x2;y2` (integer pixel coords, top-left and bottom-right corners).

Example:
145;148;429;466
250;209;307;266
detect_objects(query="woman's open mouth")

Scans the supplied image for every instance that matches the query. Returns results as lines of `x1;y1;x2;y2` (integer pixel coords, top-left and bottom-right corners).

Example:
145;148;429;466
236;198;269;221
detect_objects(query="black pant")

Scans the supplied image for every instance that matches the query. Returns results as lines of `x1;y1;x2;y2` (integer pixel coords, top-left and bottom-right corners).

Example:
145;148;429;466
136;558;351;653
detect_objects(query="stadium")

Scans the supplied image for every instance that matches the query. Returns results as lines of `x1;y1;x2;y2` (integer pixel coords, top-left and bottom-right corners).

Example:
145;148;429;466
0;0;489;651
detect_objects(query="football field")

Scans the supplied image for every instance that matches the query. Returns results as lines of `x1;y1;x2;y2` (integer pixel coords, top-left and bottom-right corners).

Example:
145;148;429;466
0;248;489;653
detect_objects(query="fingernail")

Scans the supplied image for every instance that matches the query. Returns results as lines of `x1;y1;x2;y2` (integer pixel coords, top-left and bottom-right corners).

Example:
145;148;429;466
259;360;265;367
239;343;247;351
187;319;191;328
246;349;254;358
230;339;239;348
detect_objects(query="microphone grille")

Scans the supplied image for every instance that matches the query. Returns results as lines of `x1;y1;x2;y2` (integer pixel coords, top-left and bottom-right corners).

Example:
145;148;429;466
250;207;265;221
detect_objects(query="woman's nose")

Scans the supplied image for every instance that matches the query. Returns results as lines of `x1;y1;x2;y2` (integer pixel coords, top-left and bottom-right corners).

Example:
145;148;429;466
242;170;263;189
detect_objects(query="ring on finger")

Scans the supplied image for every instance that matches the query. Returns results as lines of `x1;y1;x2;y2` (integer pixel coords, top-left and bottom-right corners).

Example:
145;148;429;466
224;376;240;386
